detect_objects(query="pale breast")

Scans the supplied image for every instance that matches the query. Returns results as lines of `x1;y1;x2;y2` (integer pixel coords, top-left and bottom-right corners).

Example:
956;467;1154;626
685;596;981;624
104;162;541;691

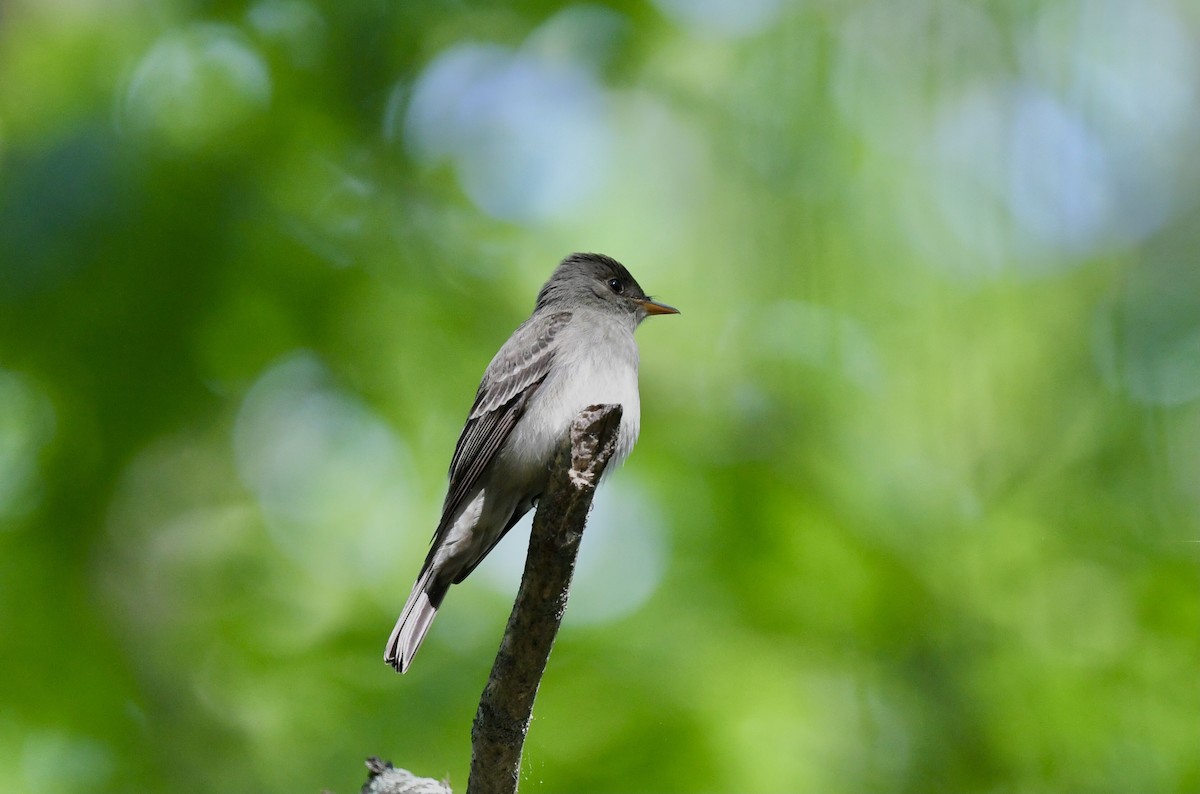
501;316;641;479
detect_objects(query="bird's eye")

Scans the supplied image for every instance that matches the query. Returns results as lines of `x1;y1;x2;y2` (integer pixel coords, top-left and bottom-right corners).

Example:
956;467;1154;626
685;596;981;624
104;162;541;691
607;278;623;294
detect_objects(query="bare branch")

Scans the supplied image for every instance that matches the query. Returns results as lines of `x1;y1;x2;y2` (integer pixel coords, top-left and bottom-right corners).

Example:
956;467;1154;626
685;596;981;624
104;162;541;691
466;404;624;794
364;405;623;794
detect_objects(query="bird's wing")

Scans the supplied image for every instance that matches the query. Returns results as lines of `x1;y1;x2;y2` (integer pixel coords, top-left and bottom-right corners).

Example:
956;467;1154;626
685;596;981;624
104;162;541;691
435;311;572;536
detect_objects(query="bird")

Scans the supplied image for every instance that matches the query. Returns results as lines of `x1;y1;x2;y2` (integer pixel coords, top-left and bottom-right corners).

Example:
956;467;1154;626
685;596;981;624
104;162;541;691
384;252;678;672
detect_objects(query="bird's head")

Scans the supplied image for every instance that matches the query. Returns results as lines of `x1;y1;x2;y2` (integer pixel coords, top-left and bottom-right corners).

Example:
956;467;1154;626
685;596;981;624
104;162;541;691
536;252;679;324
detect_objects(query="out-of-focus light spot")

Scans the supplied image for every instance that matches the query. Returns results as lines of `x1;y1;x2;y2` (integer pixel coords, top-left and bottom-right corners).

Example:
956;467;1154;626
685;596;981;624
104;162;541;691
1022;0;1200;239
401;9;618;223
247;0;326;69
833;0;1004;153
566;478;669;625
523;4;627;70
105;502;258;640
839;0;1198;281
582;91;708;265
1007;89;1114;256
23;731;114;793
904;83;1119;280
0;369;56;523
119;24;271;150
234;352;414;580
653;0;783;39
474;478;668;626
911;86;1011;281
1093;231;1200;407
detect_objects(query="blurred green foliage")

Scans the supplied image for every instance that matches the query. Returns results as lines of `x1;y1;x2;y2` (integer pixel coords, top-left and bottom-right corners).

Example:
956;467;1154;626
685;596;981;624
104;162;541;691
2;0;1199;792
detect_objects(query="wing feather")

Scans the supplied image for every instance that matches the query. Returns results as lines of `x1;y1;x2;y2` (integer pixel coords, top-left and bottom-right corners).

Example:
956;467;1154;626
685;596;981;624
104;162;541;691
435;311;571;536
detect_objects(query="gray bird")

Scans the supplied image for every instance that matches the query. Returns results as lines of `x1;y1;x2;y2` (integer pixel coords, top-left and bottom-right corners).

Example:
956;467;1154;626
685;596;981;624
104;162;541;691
385;252;678;672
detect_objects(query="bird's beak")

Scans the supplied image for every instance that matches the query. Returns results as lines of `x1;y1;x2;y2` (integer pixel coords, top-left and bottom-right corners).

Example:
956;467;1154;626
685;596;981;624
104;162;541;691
639;298;680;316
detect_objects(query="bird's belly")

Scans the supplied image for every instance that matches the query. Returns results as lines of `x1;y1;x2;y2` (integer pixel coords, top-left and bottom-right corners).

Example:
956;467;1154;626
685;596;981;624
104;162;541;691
501;356;641;478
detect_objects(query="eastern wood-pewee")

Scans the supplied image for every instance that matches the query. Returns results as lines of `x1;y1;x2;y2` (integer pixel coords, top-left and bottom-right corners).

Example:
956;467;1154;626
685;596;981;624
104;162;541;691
384;252;678;672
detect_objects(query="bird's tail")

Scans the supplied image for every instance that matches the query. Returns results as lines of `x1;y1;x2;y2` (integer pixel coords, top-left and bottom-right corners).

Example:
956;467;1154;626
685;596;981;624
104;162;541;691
384;565;444;673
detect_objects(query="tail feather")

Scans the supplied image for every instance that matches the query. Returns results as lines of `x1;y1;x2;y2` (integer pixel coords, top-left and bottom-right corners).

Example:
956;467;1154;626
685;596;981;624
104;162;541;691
384;566;444;673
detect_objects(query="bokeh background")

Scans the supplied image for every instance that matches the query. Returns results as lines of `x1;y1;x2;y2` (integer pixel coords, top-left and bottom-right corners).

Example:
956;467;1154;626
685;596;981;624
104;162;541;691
2;0;1199;792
